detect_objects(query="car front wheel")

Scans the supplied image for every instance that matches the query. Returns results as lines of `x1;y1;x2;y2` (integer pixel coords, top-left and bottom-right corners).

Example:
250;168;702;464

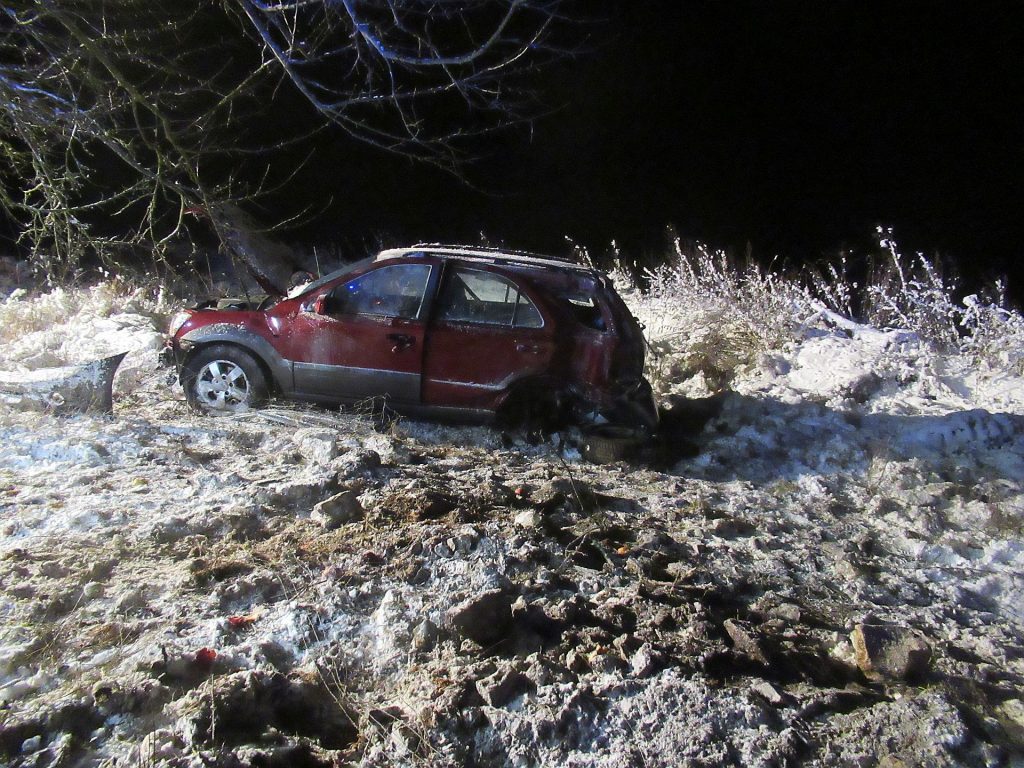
182;344;268;414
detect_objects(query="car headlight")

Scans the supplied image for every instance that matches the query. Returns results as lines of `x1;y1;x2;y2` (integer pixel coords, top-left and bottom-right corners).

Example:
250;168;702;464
167;311;192;336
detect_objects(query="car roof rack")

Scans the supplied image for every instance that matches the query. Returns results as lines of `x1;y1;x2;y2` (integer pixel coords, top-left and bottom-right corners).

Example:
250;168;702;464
376;244;593;272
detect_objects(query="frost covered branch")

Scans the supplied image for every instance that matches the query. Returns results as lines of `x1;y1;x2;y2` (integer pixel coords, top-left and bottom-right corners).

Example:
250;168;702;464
0;0;571;282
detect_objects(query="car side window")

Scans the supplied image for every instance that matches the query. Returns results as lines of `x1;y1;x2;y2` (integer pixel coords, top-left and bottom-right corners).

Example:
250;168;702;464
437;269;544;328
326;264;431;319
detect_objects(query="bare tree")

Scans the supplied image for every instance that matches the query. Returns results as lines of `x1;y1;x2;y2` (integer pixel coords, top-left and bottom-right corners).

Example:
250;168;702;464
0;0;568;288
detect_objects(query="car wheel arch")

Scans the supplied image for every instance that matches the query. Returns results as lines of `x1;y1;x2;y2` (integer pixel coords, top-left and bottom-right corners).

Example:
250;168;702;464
182;340;280;396
179;325;291;393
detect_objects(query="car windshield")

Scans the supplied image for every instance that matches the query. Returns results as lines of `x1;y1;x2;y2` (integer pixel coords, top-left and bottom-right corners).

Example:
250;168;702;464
295;256;377;299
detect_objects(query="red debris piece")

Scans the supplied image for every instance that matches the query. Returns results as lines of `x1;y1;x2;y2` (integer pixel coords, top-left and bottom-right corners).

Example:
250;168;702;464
195;647;217;667
228;614;257;629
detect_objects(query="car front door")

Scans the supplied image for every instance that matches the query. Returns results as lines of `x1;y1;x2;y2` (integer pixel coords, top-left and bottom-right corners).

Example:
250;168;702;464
286;262;434;404
422;266;555;412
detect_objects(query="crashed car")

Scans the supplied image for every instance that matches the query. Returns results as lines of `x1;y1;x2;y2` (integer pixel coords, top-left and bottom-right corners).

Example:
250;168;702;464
164;245;658;432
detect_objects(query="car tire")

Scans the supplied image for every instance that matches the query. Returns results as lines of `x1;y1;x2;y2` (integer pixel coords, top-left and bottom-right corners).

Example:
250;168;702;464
182;344;269;414
580;424;648;464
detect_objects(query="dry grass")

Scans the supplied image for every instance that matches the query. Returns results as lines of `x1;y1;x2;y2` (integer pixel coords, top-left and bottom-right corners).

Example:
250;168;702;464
613;232;1024;391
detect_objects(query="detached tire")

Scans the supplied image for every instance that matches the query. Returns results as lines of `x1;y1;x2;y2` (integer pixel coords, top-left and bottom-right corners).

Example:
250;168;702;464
182;344;269;414
580;425;647;464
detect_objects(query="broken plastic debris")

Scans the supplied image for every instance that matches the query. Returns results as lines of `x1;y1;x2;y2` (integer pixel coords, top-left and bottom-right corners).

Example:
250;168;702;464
227;613;259;629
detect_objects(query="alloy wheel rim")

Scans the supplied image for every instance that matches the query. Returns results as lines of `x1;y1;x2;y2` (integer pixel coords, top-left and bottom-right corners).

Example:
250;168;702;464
194;359;250;411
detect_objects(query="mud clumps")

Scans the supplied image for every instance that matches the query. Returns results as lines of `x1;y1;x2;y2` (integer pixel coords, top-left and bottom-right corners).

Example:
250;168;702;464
379;487;458;522
181;670;357;751
447;590;514;647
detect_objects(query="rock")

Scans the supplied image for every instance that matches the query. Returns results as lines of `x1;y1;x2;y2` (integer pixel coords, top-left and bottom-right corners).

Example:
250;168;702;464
311;490;364;529
390;722;421;756
524;654;571;687
770;603;802;623
334;450;382;480
851;624;932;682
565;649;589;673
533;478;598;512
751;680;785;706
587;647;627;674
836;556;868;582
408;566;431;585
531;479;569;508
85;559;117;582
844;372;883;403
724;619;768;664
258;479;332;510
134;730;182;764
293;429;339;465
476;669;534;708
115;588;148;614
613;633;641;657
452;533;478;556
82;582;104;599
514;509;543;528
447;591;513;647
629;644;661;678
996;699;1024;746
412;620;439;652
0;352;126;415
665;561;695;581
433;541;453;558
21;735;42;753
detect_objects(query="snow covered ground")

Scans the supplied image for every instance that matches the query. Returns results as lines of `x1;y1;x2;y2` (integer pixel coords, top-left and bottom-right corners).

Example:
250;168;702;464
1;263;1023;767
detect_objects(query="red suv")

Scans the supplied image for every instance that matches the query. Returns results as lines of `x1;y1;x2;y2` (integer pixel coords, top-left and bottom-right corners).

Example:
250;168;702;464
164;246;657;430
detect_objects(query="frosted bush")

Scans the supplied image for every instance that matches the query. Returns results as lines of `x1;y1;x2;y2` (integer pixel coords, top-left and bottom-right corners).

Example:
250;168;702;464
960;287;1024;374
615;230;1024;394
0;287;85;345
861;231;1024;371
626;239;818;392
864;229;962;350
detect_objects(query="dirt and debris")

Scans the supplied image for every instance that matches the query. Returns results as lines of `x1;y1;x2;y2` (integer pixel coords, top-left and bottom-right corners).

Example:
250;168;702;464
0;278;1023;766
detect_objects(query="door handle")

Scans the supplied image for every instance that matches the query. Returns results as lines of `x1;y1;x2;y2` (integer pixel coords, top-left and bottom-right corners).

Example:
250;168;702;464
515;342;542;354
387;333;415;352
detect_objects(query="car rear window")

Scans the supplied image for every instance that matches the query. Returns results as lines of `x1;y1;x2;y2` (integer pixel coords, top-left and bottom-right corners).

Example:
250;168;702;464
437;269;544;328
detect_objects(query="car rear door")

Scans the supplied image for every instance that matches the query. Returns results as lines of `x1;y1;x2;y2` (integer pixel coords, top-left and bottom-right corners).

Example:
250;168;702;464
422;265;556;411
285;261;435;404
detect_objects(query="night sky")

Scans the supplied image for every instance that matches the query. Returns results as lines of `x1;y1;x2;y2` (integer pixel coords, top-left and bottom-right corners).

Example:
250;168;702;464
301;0;1023;294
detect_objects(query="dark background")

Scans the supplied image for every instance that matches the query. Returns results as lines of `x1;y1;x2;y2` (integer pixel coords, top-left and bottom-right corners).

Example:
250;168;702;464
298;0;1023;294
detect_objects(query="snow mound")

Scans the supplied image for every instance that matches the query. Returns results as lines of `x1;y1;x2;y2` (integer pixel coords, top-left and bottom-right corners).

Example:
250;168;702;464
0;283;168;397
